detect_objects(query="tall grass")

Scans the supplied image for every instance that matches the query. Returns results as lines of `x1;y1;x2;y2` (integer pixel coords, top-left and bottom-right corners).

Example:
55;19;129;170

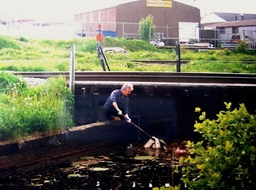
0;35;21;50
0;72;74;141
0;35;255;73
182;60;256;73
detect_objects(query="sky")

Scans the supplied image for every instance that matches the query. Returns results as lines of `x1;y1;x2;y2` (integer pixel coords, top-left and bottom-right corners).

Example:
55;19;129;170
0;0;255;22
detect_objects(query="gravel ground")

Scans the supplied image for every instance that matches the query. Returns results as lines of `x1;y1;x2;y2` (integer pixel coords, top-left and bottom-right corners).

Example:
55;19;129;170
22;77;46;87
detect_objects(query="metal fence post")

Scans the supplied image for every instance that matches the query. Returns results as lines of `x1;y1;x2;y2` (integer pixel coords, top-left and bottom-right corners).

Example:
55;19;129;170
176;41;181;72
69;44;75;93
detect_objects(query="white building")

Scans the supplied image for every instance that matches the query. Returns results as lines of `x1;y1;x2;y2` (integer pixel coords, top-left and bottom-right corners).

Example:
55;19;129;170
201;12;256;49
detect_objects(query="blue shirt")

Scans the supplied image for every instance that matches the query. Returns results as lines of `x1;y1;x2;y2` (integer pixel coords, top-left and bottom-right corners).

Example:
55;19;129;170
104;89;129;115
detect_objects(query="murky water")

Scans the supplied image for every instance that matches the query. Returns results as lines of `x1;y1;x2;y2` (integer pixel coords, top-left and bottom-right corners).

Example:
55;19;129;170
0;141;187;190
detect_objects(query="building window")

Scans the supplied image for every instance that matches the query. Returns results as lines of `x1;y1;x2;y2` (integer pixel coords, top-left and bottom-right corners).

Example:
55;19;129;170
219;27;225;34
232;27;238;34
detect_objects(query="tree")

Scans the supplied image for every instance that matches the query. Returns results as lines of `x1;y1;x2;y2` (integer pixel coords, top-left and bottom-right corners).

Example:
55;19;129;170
138;14;156;42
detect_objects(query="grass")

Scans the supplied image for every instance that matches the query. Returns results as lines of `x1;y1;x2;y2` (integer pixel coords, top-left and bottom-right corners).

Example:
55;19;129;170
182;60;256;73
0;35;255;73
0;72;74;141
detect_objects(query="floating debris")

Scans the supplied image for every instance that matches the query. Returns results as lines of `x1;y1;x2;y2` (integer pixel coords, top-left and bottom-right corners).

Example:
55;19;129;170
67;173;82;178
89;167;109;171
134;155;155;160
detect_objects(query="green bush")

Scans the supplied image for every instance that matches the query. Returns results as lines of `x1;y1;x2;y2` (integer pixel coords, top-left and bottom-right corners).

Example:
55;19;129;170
0;73;74;141
234;41;247;53
55;63;68;71
18;36;28;42
0;72;27;93
179;102;256;190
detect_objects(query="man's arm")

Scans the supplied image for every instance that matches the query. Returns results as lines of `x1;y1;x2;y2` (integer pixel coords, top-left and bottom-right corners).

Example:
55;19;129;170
112;102;122;115
124;114;131;123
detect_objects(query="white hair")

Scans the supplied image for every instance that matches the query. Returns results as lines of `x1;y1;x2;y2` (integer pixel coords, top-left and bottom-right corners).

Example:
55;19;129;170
121;83;133;91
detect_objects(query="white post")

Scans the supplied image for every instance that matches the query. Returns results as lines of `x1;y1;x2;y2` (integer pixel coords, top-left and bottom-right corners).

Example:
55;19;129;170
69;44;75;93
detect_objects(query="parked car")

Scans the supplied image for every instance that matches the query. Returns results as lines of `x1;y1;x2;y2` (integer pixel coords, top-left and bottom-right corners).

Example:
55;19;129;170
75;30;86;38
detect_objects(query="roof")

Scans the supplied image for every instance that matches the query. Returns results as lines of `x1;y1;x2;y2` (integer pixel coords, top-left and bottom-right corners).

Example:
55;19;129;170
201;12;256;25
214;12;256;21
201;13;226;24
203;19;256;29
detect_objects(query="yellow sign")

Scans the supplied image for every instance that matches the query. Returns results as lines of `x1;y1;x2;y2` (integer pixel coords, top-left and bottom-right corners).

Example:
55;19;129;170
147;0;172;8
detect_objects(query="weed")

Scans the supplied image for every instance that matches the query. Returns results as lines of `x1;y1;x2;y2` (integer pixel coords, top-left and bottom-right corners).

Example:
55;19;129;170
0;36;255;73
0;35;21;50
0;72;74;141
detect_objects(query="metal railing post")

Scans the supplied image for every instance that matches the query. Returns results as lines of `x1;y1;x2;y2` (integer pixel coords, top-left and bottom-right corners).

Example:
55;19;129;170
175;41;181;72
69;44;75;93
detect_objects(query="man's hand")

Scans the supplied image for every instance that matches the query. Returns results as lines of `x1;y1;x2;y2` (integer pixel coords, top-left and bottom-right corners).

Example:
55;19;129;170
117;109;122;115
126;117;131;123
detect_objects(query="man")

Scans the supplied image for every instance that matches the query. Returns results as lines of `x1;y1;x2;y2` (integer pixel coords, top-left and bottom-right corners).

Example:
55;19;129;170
102;83;133;123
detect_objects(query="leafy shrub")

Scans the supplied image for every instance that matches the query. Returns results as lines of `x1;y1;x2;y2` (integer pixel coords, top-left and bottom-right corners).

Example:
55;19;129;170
18;37;28;42
127;62;134;69
224;48;231;56
55;63;68;71
208;55;217;61
0;74;74;141
0;72;27;93
138;14;156;41
234;41;247;53
179;102;256;190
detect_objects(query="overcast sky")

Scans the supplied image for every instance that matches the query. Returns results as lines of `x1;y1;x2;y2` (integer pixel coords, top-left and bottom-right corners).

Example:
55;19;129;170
0;0;255;22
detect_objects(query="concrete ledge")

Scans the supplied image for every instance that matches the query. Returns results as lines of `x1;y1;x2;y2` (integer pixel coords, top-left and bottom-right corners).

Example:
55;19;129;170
0;121;134;177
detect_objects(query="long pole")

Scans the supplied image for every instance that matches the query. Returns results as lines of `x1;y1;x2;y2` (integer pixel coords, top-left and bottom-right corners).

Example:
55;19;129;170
69;44;75;93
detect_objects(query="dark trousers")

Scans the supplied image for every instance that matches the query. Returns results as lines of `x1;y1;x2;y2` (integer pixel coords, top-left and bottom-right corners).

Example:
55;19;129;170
98;106;121;122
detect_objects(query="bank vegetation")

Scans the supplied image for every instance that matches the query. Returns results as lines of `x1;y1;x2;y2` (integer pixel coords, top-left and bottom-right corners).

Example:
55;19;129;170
0;72;74;141
0;35;256;73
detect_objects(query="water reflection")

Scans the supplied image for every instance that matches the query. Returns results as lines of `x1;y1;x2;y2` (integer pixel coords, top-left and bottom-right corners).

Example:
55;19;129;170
0;141;187;189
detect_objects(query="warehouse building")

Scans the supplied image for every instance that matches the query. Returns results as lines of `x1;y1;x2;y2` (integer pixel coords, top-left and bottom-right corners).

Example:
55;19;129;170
74;0;200;44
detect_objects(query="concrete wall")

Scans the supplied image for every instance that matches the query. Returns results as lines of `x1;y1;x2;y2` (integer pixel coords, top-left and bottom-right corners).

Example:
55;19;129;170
74;84;256;141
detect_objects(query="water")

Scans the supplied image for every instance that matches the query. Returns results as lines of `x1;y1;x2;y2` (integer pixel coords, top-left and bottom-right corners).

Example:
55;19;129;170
0;141;187;189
